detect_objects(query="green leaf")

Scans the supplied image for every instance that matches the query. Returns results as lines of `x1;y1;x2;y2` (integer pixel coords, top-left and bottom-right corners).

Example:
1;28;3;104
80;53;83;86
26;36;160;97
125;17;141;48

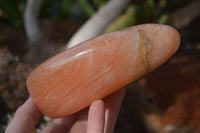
104;6;136;33
157;14;168;24
78;0;95;17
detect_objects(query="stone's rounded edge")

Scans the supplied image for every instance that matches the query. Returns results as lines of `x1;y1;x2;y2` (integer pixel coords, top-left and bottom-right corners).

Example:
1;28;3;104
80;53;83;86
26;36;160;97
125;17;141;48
123;23;181;55
155;24;181;52
136;23;180;70
26;71;33;99
171;26;181;53
157;24;181;58
26;24;181;119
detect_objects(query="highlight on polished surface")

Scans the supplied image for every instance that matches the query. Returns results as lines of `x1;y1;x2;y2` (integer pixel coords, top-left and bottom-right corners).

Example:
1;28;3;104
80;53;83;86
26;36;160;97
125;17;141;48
27;24;180;118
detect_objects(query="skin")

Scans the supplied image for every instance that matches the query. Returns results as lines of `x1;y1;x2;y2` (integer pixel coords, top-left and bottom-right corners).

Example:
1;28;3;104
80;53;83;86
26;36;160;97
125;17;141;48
5;88;125;133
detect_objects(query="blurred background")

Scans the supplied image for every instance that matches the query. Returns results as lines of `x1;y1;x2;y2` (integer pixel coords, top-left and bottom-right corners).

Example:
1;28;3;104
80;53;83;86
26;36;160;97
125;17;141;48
0;0;200;132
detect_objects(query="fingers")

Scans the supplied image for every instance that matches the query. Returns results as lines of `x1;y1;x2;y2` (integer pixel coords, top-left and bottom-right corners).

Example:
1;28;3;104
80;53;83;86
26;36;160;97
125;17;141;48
5;88;124;133
68;108;88;133
41;108;89;133
87;100;105;133
41;113;80;133
5;98;41;133
53;113;80;131
104;88;126;133
40;88;125;133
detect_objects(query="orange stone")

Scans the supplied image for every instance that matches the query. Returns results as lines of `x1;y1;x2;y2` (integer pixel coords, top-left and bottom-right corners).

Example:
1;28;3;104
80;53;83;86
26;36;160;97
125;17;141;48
27;24;180;118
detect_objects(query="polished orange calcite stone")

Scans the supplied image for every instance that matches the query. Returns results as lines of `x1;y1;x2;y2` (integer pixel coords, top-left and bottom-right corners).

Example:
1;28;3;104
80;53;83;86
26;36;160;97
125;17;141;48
27;24;180;118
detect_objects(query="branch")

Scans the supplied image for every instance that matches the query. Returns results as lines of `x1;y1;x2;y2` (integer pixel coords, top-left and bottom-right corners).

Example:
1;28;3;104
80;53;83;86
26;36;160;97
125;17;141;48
66;0;131;48
24;0;43;42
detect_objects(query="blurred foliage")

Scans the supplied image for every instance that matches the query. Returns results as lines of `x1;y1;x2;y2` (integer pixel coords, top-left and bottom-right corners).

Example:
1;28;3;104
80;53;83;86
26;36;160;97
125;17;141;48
0;0;109;28
0;0;25;28
135;0;192;24
104;6;137;33
101;0;195;33
0;0;195;28
78;0;108;16
163;0;192;11
39;0;72;19
0;48;31;132
78;0;96;17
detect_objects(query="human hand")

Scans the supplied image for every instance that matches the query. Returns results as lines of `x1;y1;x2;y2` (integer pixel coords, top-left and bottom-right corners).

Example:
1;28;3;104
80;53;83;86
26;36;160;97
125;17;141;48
5;88;125;133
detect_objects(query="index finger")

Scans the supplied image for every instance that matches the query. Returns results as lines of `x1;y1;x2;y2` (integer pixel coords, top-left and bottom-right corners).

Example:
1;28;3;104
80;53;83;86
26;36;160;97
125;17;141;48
5;98;41;133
